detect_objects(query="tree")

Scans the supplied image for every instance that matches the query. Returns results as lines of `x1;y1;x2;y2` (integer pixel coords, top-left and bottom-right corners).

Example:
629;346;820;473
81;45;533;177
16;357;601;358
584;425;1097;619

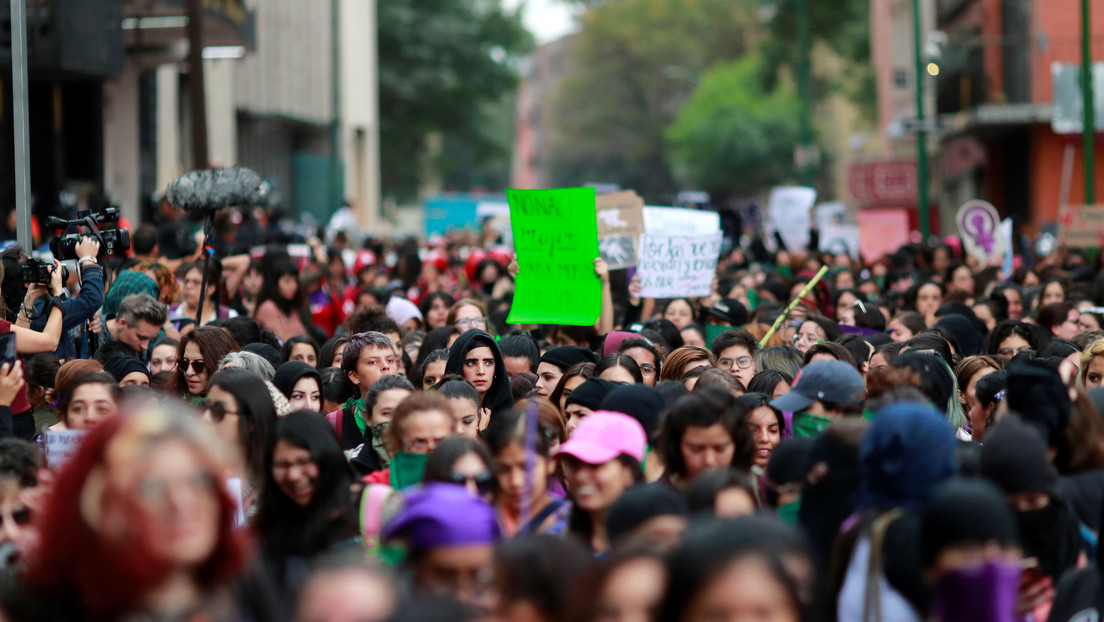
666;55;801;200
378;0;533;202
545;0;758;201
758;0;874;114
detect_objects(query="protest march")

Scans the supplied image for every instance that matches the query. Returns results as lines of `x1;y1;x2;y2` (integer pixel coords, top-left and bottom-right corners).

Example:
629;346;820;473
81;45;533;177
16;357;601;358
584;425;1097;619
0;180;1100;622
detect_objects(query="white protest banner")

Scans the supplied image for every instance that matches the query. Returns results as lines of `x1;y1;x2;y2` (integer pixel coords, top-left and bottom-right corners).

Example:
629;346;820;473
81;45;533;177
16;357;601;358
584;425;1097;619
956;200;1005;264
636;232;724;298
44;429;88;470
819;225;861;259
814;201;848;230
642;206;720;235
767;186;817;252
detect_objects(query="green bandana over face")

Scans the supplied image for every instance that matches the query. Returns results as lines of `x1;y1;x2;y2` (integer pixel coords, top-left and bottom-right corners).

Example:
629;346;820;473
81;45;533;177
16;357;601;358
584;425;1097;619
777;500;801;525
792;411;834;437
370;422;392;467
389;452;428;490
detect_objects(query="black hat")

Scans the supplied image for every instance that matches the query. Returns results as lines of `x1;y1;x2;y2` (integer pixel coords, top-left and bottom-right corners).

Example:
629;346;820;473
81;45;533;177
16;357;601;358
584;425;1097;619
564;377;617;410
600;384;665;439
104;355;150;384
539;346;598;372
701;298;749;327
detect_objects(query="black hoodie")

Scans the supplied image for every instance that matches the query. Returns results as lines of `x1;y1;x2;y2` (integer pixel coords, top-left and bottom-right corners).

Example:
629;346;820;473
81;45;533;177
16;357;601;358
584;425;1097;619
444;330;513;415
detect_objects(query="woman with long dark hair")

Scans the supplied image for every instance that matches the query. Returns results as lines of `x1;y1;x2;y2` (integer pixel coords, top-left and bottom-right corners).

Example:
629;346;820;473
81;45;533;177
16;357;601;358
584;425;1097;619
253;257;315;343
444;329;513;414
169;326;239;405
203;367;278;520
256;411;359;592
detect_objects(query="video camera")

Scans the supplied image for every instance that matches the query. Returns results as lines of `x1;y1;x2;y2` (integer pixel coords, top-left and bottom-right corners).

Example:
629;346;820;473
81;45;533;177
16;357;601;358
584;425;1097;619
21;257;68;285
46;207;131;260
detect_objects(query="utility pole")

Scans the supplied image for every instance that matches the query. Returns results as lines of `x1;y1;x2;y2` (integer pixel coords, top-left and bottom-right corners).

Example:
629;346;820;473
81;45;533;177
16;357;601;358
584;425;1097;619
912;0;931;238
796;0;815;187
9;0;32;249
1083;0;1095;204
187;0;209;168
330;0;343;215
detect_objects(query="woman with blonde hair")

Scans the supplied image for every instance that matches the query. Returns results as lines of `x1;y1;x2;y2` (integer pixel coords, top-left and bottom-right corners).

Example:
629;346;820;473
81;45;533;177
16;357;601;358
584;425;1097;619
659;345;716;382
1080;338;1104;389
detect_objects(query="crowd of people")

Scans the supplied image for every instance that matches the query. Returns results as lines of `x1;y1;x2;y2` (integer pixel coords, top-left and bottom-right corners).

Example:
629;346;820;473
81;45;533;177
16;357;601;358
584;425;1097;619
1;205;1104;622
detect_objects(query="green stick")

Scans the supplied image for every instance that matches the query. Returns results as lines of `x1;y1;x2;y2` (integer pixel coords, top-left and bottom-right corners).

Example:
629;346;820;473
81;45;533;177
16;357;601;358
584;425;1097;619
758;265;830;348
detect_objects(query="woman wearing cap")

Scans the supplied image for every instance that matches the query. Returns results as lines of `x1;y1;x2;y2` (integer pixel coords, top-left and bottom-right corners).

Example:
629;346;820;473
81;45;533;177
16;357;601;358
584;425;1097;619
771;360;866;438
563;378;618;435
536;346;599;398
444;329;513;415
382;483;500;609
556;411;647;554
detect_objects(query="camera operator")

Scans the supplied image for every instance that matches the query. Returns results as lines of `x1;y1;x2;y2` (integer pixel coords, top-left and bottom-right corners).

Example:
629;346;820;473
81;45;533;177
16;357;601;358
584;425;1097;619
0;257;66;439
20;237;102;360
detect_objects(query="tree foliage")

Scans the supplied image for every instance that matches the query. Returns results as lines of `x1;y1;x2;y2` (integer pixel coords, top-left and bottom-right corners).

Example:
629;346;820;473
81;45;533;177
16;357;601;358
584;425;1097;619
666;55;801;200
758;0;873;112
378;0;533;201
546;0;757;202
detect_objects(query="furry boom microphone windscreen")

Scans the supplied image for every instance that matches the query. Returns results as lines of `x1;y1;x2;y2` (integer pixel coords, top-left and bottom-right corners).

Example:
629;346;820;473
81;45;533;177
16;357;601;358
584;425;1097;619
165;166;265;218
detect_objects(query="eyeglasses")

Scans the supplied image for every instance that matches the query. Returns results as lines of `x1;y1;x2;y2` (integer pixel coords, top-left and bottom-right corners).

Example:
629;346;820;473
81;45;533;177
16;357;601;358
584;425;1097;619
792;333;822;346
273;456;315;474
177;359;206;375
203;401;239;422
718;356;754;370
639;364;657;375
447;471;495;495
455;317;488;329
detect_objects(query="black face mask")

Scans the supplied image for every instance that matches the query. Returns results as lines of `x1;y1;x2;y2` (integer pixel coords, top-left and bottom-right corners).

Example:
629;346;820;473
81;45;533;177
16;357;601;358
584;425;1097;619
1017;501;1081;581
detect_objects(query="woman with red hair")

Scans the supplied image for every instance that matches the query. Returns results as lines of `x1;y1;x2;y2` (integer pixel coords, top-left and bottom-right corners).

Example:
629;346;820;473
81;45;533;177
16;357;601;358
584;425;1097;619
6;410;257;620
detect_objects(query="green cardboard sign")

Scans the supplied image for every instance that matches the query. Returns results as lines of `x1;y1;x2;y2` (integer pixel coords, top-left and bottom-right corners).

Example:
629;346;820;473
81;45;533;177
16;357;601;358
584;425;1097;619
507;188;601;326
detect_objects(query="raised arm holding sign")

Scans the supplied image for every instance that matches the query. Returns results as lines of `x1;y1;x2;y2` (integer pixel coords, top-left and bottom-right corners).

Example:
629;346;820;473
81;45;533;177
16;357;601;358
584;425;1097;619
506;188;603;326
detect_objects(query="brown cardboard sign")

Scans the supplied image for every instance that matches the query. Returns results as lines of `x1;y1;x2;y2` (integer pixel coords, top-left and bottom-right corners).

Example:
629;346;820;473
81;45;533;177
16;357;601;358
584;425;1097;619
596;191;645;268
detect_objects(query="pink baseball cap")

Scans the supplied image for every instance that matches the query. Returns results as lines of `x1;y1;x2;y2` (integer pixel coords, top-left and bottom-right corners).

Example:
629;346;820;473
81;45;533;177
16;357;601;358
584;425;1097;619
554;411;647;465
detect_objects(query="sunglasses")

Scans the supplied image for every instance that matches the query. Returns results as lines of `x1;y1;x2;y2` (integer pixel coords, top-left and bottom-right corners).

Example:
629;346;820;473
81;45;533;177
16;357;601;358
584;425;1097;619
177;359;206;375
203;401;239;422
447;471;495;495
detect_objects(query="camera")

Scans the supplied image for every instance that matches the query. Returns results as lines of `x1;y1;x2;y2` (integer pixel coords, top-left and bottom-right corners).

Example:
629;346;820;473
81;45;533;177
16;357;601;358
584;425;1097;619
21;258;69;285
46;207;131;260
